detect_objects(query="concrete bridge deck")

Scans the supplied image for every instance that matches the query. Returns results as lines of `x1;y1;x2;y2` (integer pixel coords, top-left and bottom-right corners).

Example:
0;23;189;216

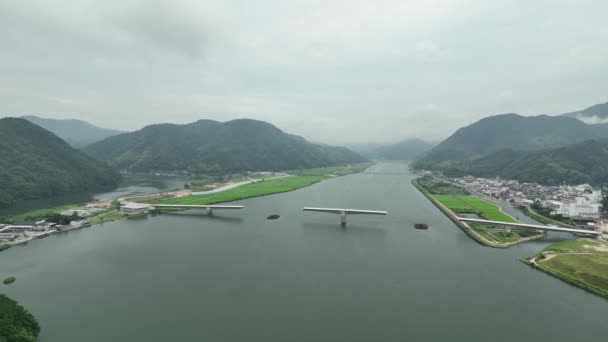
154;204;244;215
303;207;388;226
458;217;602;237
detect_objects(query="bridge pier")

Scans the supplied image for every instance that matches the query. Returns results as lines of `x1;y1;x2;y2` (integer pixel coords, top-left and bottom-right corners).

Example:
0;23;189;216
340;211;347;226
206;207;213;216
505;225;512;233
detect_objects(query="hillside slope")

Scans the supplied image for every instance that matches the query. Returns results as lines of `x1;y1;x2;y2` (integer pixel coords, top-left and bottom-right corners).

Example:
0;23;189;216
22;115;123;147
429;140;608;185
561;101;608;124
413;113;608;170
83;119;367;174
0;118;122;207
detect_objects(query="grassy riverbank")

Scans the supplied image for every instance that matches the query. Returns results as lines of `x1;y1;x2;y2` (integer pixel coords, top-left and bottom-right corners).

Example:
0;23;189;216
414;176;543;246
154;163;372;206
525;238;608;299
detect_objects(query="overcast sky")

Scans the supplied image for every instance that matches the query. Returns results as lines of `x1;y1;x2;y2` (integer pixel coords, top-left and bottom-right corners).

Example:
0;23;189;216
1;0;607;145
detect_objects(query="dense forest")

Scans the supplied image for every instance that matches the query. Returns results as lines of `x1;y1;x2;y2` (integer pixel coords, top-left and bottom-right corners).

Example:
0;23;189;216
0;118;122;208
0;294;40;341
413;113;608;170
83;118;368;174
412;109;608;185
416;140;608;185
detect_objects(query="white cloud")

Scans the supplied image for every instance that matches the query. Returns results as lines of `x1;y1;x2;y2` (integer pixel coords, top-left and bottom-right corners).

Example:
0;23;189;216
0;0;607;144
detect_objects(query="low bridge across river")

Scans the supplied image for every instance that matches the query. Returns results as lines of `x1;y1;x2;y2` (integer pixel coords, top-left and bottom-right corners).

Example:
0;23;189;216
154;204;244;215
458;217;603;239
303;207;388;226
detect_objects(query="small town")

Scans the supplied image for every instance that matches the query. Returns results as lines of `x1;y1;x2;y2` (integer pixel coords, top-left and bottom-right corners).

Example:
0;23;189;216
421;171;607;232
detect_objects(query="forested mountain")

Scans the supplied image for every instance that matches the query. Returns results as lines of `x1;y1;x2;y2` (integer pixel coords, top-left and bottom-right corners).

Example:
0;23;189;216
561;101;608;124
367;139;434;160
0;118;121;208
83;119;367;174
413;113;608;170
22;115;123;147
430;140;608;185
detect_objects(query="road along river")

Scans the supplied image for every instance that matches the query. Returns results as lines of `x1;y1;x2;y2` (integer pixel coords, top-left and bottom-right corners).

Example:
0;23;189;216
0;162;606;341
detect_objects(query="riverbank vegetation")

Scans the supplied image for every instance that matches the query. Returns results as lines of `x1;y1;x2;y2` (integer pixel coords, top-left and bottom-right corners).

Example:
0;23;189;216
0;294;40;341
155;163;372;206
526;238;608;299
414;176;543;245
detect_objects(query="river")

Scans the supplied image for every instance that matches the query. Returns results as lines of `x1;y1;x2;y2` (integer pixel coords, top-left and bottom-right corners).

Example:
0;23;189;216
0;162;606;341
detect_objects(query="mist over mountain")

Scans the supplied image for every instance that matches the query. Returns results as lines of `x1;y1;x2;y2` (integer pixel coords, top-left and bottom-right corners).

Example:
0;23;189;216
0;118;121;208
561;101;608;124
83;119;367;174
22;115;123;147
367;139;435;160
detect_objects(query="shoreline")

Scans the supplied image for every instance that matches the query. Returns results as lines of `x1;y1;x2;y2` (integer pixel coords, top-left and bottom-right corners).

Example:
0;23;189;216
412;178;546;248
523;252;608;300
1;163;373;250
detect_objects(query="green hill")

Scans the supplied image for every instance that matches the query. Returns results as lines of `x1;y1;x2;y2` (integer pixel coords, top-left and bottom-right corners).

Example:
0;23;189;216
22;115;123;147
367;139;434;160
83;119;367;174
430;140;608;185
413;113;608;171
0;118;122;208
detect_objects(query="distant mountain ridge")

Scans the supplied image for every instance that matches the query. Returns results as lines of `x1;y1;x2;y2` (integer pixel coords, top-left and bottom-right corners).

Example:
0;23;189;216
0;118;121;208
83;118;367;174
413;113;608;171
367;138;434;160
561;101;608;124
411;100;608;185
22;115;123;147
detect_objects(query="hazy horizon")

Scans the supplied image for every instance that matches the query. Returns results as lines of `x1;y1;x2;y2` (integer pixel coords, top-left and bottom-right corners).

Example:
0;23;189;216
1;0;607;145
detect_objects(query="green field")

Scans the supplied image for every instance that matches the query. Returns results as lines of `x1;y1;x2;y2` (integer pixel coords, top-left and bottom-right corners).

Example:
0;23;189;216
434;195;517;223
415;176;541;245
155;163;372;206
531;238;608;299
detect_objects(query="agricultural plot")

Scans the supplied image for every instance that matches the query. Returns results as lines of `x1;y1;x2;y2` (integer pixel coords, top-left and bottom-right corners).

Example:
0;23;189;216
156;175;326;205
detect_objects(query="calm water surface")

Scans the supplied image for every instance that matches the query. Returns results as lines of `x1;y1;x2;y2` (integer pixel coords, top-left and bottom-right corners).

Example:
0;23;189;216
1;162;606;341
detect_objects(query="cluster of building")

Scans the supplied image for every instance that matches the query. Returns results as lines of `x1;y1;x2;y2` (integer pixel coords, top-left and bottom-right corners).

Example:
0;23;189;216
441;175;604;221
0;219;91;243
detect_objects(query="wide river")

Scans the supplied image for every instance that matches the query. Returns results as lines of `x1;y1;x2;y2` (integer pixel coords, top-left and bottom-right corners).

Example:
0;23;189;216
1;162;607;341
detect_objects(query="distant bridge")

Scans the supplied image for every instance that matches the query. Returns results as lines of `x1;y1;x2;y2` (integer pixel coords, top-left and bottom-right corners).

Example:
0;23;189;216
153;204;244;215
303;207;388;226
458;217;602;238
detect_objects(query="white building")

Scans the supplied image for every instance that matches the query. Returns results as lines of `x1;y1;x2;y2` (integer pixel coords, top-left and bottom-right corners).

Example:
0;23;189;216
61;209;88;217
120;202;152;216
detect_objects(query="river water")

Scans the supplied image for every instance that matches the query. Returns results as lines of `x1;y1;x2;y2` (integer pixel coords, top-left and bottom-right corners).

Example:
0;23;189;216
1;162;606;341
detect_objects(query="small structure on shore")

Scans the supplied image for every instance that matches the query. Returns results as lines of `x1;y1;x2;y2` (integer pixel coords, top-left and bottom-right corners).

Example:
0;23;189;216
120;202;152;216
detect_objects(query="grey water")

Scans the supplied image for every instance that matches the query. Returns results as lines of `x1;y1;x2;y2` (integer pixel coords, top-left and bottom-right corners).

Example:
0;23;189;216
1;162;606;341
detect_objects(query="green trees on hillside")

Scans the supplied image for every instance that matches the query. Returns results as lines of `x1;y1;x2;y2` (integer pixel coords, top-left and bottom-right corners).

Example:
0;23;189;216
0;118;121;208
0;294;40;342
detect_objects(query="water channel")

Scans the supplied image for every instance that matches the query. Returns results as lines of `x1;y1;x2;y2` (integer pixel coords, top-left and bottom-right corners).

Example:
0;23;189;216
1;162;606;341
